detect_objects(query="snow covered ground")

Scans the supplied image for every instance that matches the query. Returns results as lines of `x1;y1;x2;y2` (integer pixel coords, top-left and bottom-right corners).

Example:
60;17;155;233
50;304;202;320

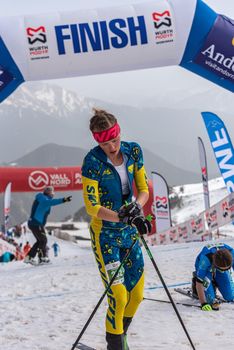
1;178;234;350
1;234;234;350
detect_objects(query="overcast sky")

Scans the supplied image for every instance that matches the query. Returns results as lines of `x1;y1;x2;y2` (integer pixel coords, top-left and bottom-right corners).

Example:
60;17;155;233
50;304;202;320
1;0;233;106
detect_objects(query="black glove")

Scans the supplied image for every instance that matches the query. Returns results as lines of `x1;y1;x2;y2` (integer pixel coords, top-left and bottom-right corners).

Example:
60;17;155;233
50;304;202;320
118;201;142;223
131;215;152;235
63;196;72;202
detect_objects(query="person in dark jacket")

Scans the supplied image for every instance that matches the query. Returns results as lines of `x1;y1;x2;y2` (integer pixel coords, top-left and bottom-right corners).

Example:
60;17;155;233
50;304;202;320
24;186;72;265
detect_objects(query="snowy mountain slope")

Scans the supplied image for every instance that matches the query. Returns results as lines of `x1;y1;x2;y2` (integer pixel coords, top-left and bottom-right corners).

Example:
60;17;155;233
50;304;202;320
3;83;94;118
0;81;227;182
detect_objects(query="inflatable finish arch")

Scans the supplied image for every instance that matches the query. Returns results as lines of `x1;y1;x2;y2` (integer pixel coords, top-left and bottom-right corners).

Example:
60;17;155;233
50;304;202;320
0;0;233;102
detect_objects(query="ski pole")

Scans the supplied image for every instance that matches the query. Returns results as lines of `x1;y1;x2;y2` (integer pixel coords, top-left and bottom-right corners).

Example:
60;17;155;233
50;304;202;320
143;297;200;309
71;239;137;350
140;235;196;350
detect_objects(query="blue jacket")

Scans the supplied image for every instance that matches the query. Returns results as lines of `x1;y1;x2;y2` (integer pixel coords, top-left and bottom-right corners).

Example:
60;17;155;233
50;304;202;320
82;141;149;229
195;243;234;282
28;193;64;226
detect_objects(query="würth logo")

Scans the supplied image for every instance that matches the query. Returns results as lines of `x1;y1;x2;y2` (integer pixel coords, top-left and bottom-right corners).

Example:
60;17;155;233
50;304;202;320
152;11;172;29
202;167;208;181
202;167;207;176
155;196;168;209
27;26;47;45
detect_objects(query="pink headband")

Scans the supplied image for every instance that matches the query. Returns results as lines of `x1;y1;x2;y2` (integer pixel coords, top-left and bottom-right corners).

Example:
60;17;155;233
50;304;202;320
92;123;121;143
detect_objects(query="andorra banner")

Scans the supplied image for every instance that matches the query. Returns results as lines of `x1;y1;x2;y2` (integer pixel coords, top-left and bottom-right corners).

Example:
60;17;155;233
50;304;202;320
0;0;233;103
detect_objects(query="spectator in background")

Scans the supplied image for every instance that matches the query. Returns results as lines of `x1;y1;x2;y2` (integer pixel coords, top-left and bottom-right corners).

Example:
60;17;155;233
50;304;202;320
22;225;27;235
15;244;24;261
24;186;72;265
52;242;60;257
0;251;15;263
23;241;31;257
6;227;14;238
14;225;22;238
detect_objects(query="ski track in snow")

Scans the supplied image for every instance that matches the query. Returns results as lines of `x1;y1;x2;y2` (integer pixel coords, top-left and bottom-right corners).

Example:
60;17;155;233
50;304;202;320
1;234;234;350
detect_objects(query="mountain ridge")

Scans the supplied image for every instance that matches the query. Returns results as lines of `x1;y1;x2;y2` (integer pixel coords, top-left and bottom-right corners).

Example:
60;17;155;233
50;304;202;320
0;81;225;182
10;142;199;186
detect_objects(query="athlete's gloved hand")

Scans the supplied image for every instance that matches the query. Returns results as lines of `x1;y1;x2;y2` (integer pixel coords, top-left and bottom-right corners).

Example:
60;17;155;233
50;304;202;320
131;215;152;235
201;303;212;311
63;196;72;202
201;303;219;311
118;201;142;223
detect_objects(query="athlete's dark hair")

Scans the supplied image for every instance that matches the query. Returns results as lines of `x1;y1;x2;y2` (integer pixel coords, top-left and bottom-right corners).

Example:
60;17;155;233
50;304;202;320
89;108;117;132
213;249;233;269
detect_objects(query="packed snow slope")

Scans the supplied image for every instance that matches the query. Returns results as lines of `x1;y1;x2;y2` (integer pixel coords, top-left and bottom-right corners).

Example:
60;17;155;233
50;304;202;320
1;177;234;350
1;233;234;350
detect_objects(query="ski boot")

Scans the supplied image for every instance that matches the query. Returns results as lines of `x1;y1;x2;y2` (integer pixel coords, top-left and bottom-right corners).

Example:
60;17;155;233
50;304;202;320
24;255;38;265
123;317;132;350
106;332;125;350
39;257;50;264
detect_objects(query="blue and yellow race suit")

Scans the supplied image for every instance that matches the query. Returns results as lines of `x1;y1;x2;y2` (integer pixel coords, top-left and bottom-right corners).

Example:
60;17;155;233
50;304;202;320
82;141;149;334
195;243;234;303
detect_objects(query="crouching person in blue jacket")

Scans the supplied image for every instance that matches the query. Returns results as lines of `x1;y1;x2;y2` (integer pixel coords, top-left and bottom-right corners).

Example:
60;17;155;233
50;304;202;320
24;186;72;265
192;243;234;311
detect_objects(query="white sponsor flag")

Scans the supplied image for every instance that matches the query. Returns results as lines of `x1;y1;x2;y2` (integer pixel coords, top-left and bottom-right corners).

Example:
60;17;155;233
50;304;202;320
152;172;171;233
4;182;12;233
198;137;210;211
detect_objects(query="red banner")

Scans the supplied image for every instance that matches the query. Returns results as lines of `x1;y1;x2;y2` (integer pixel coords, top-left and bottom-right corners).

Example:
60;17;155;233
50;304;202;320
0;167;82;193
0;167;155;234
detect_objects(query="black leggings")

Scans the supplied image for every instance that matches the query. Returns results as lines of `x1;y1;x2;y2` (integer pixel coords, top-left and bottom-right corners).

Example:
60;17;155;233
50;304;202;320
28;225;47;259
